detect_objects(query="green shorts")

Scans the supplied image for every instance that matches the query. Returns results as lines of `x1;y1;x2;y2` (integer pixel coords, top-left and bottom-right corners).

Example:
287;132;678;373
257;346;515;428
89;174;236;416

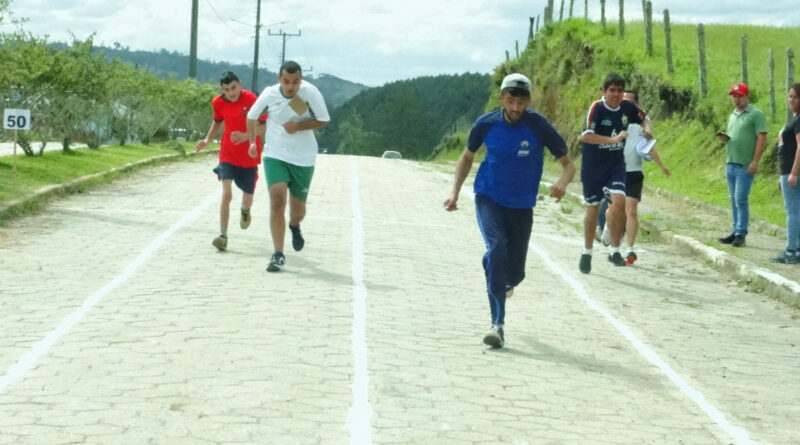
263;157;315;201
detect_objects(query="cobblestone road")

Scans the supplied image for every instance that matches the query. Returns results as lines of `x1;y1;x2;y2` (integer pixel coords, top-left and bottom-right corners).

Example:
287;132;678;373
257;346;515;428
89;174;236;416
0;155;798;444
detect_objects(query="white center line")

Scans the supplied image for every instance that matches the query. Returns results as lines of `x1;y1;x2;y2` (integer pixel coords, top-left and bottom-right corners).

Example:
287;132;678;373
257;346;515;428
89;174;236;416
348;157;373;445
529;241;756;445
0;192;217;395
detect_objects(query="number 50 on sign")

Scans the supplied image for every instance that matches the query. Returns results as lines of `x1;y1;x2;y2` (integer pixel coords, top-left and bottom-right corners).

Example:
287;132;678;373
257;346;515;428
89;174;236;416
3;108;31;130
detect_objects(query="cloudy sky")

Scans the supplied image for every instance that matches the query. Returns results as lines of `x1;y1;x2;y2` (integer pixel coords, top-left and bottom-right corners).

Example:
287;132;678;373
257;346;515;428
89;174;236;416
3;0;799;86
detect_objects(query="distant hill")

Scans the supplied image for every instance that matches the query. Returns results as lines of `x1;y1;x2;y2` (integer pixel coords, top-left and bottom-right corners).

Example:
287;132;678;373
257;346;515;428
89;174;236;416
50;42;368;109
319;73;490;159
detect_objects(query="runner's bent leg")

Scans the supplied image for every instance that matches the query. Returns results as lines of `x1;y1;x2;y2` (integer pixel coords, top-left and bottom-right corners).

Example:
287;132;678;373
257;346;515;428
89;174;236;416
289;195;307;227
506;208;533;288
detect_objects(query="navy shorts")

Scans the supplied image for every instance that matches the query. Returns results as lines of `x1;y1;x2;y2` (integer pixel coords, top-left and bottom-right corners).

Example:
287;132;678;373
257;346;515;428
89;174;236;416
581;162;626;205
213;162;258;194
625;171;645;201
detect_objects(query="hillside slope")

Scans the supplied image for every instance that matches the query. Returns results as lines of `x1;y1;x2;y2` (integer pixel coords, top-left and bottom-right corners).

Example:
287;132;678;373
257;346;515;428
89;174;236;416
485;19;798;227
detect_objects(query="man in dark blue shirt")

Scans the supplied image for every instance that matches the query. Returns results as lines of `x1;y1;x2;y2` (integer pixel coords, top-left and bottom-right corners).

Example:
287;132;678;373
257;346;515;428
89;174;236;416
444;73;575;349
579;73;652;274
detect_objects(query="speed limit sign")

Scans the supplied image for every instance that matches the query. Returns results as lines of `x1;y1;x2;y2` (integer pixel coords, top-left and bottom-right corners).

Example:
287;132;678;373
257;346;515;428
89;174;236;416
3;108;31;130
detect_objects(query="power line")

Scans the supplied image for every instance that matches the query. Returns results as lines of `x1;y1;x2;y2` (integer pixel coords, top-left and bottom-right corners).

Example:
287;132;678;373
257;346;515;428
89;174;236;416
204;0;252;38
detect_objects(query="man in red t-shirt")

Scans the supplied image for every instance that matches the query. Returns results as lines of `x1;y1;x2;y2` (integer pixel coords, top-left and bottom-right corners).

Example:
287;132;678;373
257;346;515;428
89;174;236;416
196;71;267;251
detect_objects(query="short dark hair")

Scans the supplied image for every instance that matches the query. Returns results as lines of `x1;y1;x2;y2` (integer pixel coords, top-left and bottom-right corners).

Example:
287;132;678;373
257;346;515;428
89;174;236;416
279;60;302;77
791;83;800;99
602;73;626;90
502;87;531;99
624;90;639;102
220;71;239;85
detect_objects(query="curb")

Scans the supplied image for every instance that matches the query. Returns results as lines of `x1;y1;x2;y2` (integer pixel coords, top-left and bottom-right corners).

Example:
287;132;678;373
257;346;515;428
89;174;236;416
542;180;800;309
0;149;216;221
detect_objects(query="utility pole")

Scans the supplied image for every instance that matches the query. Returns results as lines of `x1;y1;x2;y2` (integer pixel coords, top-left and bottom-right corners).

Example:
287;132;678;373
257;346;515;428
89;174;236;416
268;28;302;65
251;0;262;91
189;0;198;78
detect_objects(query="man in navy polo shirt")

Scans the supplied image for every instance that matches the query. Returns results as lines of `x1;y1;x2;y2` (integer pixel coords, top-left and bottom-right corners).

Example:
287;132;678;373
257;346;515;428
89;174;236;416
578;73;652;274
444;73;575;349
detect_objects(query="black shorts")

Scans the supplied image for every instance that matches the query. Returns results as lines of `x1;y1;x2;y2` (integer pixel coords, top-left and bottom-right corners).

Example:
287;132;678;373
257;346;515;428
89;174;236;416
213;162;258;194
625;171;644;201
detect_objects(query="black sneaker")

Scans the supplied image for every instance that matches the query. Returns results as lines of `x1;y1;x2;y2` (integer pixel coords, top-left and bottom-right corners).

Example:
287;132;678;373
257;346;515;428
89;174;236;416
731;235;746;248
625;251;638;266
289;224;305;251
719;233;736;244
482;326;504;348
608;252;626;266
579;254;592;274
266;252;285;272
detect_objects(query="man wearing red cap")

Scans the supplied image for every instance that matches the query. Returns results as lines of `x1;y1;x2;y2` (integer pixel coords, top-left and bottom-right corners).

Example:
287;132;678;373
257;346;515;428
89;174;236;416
716;82;767;247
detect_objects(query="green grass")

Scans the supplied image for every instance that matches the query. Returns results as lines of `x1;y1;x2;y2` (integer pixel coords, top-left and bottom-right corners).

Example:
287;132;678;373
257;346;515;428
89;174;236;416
0;143;188;203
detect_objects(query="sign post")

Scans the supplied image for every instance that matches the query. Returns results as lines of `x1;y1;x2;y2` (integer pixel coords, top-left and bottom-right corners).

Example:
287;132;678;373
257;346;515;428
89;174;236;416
3;108;31;188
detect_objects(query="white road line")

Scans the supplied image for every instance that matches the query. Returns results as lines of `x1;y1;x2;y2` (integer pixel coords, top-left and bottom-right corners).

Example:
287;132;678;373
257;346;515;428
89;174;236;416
0;192;217;395
529;241;756;445
348;157;373;445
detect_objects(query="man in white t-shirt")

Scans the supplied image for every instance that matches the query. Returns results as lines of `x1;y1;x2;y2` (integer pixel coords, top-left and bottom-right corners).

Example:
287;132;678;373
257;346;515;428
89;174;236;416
246;61;330;272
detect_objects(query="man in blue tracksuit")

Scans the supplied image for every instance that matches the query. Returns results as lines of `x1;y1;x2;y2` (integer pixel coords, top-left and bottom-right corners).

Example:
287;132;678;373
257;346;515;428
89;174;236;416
444;73;575;349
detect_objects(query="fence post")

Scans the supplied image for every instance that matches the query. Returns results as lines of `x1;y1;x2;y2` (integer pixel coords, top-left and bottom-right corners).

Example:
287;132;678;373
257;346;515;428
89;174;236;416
601;0;606;28
536;15;540;35
698;24;708;98
585;0;588;19
641;0;646;21
516;40;519;58
741;35;749;85
664;9;674;73
569;0;575;18
560;0;565;21
505;50;510;63
789;48;796;122
547;0;554;24
769;49;776;120
529;17;534;41
618;0;625;39
645;1;653;56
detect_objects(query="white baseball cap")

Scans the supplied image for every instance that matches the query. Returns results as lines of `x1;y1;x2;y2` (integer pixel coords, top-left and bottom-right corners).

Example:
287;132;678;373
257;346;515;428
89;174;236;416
500;73;532;92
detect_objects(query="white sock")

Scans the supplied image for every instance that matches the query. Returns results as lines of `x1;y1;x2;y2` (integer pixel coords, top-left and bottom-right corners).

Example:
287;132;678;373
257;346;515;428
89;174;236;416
582;247;593;255
609;247;620;255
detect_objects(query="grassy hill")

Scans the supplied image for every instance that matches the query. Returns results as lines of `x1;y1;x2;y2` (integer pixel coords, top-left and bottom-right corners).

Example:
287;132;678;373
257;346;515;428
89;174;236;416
442;18;798;227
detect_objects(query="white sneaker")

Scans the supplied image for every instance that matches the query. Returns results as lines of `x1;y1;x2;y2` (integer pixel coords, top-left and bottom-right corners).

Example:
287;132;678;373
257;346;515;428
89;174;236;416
600;223;612;247
594;226;603;242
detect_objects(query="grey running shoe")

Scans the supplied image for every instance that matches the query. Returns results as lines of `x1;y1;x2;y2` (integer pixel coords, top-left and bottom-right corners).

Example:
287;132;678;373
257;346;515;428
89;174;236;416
625;251;638;266
266;252;285;272
770;249;799;264
731;235;746;248
608;252;626;267
240;208;251;229
505;285;514;299
594;226;603;242
579;254;592;274
482;326;504;348
289;224;305;251
212;235;227;251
